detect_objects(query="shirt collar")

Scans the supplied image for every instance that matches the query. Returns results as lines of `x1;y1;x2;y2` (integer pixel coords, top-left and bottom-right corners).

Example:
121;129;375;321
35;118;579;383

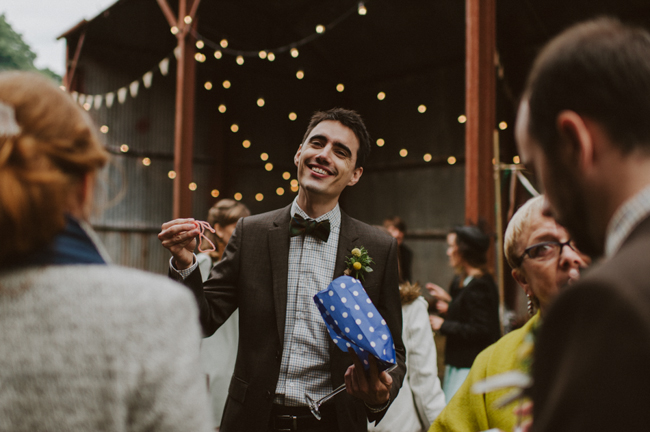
604;183;650;257
290;198;341;231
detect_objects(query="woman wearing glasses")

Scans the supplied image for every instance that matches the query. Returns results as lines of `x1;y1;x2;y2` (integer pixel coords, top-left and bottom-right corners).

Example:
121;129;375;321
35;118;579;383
428;195;589;432
427;225;501;402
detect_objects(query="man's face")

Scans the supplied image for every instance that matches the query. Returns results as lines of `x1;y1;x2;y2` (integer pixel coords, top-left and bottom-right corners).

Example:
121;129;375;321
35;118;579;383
515;101;601;256
294;120;363;202
514;214;590;312
386;225;404;245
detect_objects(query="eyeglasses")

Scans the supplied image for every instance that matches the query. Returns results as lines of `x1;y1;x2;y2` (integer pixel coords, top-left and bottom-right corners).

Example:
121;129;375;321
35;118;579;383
520;239;576;264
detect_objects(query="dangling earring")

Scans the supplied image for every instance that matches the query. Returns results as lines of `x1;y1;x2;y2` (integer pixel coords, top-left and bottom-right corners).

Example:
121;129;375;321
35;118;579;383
527;294;536;316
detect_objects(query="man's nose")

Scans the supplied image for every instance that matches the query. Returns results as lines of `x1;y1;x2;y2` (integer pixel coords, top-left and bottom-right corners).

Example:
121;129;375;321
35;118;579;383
315;143;333;162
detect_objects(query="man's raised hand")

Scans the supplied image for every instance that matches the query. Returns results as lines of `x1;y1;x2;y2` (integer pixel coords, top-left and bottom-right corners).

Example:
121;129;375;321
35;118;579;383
158;219;200;270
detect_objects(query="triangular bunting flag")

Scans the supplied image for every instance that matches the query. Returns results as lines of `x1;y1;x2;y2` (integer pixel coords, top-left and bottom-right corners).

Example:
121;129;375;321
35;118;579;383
159;58;170;76
105;92;115;108
71;92;78;102
85;95;94;109
94;94;103;110
117;87;128;104
143;71;153;88
129;81;139;98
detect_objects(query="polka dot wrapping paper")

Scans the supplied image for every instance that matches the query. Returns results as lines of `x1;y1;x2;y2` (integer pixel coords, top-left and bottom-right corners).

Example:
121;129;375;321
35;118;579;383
313;275;396;372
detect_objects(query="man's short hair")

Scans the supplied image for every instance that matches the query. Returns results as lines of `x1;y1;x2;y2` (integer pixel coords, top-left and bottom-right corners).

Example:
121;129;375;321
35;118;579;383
302;108;371;168
524;18;650;157
504;196;545;269
383;216;407;234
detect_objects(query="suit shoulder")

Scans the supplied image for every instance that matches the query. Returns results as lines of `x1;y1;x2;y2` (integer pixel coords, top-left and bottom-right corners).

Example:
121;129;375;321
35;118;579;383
239;206;289;227
343;213;394;244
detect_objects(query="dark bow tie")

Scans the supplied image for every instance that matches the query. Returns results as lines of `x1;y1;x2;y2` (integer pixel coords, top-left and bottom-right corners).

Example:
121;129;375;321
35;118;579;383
289;214;331;242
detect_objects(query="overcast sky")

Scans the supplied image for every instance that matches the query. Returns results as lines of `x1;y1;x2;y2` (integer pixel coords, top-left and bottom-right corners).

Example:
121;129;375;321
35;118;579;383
2;0;116;75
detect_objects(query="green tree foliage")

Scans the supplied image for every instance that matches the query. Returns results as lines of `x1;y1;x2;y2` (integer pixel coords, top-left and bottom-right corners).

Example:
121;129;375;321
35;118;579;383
0;14;61;82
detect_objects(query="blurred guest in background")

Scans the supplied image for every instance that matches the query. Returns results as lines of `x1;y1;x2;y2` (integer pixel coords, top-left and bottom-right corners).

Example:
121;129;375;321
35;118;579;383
369;279;446;432
427;225;500;402
384;216;413;283
197;199;250;431
0;71;211;432
428;196;589;432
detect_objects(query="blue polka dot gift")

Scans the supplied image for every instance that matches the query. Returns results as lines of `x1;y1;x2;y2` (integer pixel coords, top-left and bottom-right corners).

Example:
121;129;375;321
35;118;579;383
313;275;396;372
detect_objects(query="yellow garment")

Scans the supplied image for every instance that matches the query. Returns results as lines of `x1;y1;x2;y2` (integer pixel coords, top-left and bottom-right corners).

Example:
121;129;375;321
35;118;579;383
429;313;540;432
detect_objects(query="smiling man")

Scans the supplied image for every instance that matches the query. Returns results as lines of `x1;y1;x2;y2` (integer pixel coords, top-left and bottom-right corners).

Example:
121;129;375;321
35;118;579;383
515;18;650;432
158;108;406;432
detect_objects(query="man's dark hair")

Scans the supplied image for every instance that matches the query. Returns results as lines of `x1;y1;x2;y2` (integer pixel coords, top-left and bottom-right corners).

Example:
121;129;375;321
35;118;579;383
524;18;650;157
384;216;407;234
302;108;371;168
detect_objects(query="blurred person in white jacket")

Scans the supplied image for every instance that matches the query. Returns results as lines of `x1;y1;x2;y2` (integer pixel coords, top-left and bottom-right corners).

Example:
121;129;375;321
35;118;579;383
369;282;446;432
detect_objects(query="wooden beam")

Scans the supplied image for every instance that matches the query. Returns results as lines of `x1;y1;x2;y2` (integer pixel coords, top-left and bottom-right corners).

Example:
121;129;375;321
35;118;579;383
465;0;496;233
155;0;177;28
65;31;86;91
172;0;197;219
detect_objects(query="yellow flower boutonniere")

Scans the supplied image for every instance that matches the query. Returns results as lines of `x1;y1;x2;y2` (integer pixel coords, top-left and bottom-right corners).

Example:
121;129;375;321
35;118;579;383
344;246;374;281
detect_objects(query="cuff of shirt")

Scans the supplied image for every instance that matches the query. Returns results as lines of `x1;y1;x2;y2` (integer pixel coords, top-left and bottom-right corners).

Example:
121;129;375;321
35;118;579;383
169;255;198;280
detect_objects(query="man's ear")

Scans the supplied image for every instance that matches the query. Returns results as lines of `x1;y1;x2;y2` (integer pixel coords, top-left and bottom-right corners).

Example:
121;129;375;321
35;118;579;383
556;110;594;174
347;166;363;187
294;144;303;167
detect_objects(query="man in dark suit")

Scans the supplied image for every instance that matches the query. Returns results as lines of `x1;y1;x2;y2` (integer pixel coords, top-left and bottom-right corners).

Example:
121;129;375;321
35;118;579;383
159;108;406;432
515;18;650;431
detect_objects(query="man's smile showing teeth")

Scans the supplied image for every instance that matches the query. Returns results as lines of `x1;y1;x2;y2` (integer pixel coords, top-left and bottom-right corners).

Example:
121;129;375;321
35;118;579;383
311;166;329;175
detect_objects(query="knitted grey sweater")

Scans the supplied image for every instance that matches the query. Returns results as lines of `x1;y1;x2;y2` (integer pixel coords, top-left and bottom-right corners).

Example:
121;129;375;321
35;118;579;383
0;265;212;432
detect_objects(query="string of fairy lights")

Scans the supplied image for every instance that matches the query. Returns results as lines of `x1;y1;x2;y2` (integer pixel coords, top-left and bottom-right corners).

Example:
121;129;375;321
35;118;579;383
73;0;518;205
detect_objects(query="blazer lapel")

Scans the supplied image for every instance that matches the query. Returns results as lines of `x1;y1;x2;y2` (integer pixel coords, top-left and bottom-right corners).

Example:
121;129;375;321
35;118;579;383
334;211;360;281
269;205;292;350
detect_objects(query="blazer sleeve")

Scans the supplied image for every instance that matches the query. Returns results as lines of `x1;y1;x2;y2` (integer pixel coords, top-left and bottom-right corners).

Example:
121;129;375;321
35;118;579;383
368;236;408;424
173;218;243;337
439;278;497;342
532;280;650;432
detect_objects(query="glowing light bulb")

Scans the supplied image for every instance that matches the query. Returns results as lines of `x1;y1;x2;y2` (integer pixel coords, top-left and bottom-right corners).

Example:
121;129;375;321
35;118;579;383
196;40;204;49
296;70;304;79
377;92;386;100
448;156;457;165
257;98;265;107
513;155;521;164
142;157;151;166
223;80;231;89
255;193;264;201
204;81;213;90
265;163;273;171
399;149;408;157
100;125;109;133
170;26;179;35
418;105;427;113
290;179;299;187
358;3;367;15
260;153;269;161
189;182;197;191
259;50;267;59
220;39;228;48
234;192;243;201
458;115;467;124
336;83;345;92
282;172;291;180
211;189;220;198
423;153;432;162
499;121;508;130
288;112;297;121
316;25;325;33
120;144;129;153
218;104;227;113
242;140;251;148
231;124;239;133
214;50;222;59
168;170;176;179
183;16;192;24
236;56;244;65
267;52;276;61
276;187;285;196
290;48;299;58
376;138;385;147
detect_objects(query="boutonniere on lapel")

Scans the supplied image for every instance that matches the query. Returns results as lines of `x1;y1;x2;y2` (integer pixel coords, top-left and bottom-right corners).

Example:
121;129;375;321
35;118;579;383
343;247;374;281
